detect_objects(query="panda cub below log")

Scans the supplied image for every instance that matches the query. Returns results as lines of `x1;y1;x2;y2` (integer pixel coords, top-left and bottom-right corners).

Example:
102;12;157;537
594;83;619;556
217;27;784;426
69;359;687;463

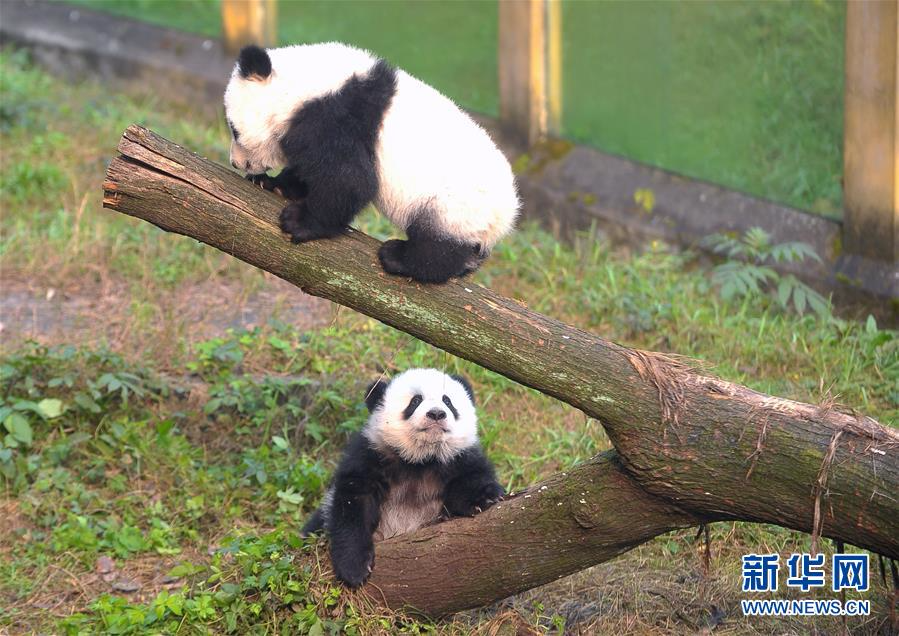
302;369;504;588
224;43;519;284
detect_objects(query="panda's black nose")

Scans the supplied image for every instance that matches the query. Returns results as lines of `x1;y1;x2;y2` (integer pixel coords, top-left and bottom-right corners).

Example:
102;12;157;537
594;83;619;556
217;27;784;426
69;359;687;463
426;408;446;421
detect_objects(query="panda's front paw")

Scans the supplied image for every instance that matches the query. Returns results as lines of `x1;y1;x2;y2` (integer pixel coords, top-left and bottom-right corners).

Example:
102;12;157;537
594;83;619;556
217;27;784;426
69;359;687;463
378;240;409;276
471;482;505;515
246;173;278;193
331;544;375;589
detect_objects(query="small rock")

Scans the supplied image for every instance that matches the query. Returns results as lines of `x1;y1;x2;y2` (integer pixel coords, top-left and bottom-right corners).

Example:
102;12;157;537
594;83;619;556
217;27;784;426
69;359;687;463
95;555;115;574
111;579;141;593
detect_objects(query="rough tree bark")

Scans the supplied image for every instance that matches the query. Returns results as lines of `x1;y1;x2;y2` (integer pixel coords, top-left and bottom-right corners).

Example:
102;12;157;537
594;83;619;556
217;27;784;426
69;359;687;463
103;125;899;617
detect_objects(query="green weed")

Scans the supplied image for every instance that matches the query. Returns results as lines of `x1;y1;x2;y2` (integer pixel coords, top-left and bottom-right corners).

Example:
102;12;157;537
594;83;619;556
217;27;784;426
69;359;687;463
702;226;831;316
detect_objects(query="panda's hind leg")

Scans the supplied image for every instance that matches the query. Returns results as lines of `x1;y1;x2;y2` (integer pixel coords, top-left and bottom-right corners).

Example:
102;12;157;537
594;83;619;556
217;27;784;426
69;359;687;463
378;218;483;284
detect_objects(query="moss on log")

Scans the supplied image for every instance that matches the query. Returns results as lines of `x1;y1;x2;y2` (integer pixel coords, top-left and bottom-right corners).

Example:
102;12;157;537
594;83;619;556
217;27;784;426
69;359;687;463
103;125;899;616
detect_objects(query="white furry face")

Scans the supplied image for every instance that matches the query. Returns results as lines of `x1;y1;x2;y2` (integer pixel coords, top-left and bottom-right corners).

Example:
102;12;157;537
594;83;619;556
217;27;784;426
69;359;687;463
224;74;288;175
363;369;477;464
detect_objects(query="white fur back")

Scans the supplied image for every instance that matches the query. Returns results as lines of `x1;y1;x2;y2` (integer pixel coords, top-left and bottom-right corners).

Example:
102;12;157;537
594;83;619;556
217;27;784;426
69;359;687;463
375;71;519;248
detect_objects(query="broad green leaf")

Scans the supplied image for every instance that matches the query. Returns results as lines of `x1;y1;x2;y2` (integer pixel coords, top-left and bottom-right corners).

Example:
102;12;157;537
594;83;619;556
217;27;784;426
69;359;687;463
308;620;325;636
167;563;205;578
12;400;39;413
793;286;807;315
4;413;32;445
277;488;303;505
272;435;289;450
268;335;291;351
777;277;792;307
866;315;878;334
37;398;64;419
721;281;736;300
752;265;777;283
804;286;831;317
791;242;823;263
74;392;101;414
166;593;184;616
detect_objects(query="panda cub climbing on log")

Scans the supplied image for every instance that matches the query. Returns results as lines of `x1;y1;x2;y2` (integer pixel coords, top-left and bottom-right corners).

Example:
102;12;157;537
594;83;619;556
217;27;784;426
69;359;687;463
223;43;519;284
302;369;504;588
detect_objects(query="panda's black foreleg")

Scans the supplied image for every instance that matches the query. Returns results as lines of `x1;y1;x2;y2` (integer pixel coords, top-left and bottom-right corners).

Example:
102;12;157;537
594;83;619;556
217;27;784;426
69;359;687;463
246;166;309;200
324;434;386;588
441;447;505;517
278;176;373;244
326;477;383;588
378;218;484;284
443;473;505;518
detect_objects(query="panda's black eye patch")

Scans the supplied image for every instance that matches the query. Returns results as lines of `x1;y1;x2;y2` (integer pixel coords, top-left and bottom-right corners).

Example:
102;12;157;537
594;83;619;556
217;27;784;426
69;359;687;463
402;395;423;419
442;395;459;419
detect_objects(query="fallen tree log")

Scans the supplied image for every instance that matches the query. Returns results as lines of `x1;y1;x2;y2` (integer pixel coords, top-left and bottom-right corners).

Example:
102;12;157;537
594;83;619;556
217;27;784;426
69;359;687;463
103;125;899;616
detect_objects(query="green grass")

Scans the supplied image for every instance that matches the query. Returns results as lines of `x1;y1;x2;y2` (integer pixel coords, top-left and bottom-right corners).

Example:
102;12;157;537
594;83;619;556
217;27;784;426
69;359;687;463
562;0;845;217
0;47;243;282
1;48;897;634
67;0;844;215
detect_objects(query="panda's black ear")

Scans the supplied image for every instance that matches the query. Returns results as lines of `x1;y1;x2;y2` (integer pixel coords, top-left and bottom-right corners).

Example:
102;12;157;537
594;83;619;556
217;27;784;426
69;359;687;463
238;45;272;80
451;375;476;406
364;379;388;412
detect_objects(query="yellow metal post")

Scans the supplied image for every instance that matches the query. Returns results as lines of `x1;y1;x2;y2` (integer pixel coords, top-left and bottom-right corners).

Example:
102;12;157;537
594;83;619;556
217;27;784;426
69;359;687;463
221;0;277;55
498;0;562;145
843;0;898;263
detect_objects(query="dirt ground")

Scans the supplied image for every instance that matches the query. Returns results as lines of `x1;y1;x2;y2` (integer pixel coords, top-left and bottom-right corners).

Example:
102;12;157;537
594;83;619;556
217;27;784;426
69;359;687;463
0;273;332;353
